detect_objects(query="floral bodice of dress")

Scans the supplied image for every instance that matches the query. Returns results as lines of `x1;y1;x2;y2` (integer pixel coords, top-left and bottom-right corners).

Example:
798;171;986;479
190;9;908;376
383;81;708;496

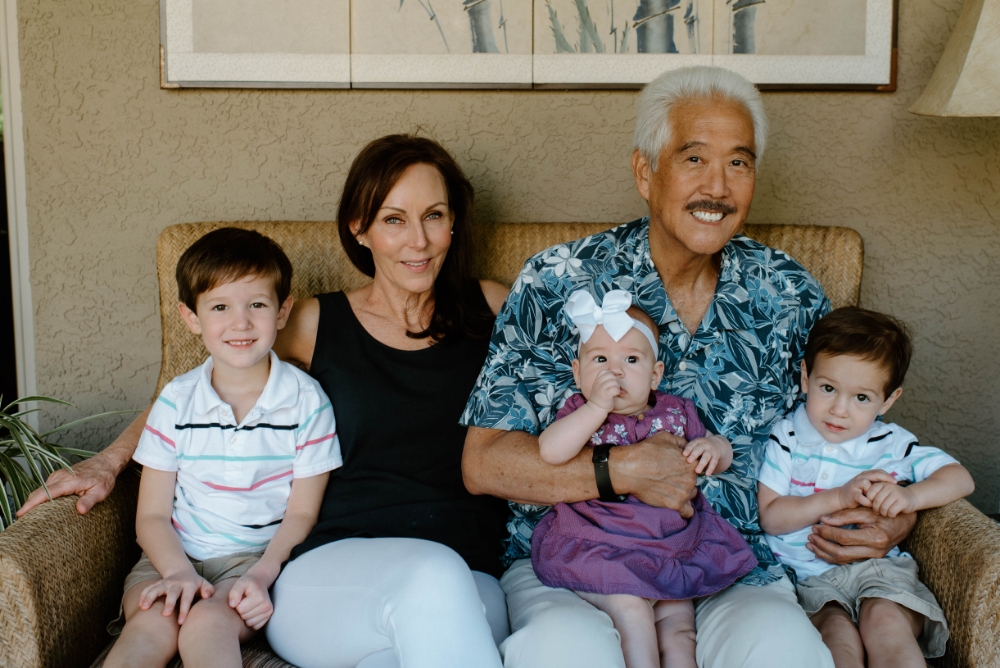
557;390;707;447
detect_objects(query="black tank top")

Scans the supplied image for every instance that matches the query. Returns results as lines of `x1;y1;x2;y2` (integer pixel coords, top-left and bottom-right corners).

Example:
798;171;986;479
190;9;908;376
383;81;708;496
290;290;509;577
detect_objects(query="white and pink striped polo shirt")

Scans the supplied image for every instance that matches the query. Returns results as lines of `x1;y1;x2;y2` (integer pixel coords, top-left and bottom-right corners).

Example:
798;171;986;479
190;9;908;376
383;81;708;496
134;351;341;561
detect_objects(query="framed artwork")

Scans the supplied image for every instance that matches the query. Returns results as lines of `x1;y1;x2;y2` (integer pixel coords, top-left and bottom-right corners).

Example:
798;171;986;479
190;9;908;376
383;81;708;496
160;0;896;90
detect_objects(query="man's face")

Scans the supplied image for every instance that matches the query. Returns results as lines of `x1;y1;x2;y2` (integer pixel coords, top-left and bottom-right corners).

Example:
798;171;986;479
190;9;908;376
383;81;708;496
633;97;757;258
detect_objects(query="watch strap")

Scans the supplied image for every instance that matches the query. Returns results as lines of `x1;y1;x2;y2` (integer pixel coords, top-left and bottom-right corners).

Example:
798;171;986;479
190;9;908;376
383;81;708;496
592;444;625;502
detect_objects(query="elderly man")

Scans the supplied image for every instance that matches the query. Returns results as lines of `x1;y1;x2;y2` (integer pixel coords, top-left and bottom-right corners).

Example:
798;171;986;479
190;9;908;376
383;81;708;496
461;66;914;667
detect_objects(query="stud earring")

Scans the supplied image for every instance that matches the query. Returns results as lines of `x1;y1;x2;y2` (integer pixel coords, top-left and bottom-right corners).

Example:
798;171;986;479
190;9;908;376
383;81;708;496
450;229;454;236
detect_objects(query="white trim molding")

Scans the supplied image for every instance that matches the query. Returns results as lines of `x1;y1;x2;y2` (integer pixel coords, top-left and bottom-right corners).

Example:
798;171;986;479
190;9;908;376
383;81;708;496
1;0;38;417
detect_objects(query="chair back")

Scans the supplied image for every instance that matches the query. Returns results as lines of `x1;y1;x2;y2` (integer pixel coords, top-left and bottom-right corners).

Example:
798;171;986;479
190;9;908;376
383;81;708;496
154;221;863;397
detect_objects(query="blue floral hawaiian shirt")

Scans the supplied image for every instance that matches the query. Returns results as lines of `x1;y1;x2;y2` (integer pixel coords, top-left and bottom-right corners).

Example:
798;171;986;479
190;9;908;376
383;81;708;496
460;218;831;585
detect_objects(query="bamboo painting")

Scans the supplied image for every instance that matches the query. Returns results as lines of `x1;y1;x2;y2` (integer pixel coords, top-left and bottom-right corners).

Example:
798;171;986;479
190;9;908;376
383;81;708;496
540;0;704;55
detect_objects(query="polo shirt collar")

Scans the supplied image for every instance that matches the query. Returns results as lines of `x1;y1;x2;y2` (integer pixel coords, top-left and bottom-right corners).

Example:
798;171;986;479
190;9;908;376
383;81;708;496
192;351;299;421
791;403;871;455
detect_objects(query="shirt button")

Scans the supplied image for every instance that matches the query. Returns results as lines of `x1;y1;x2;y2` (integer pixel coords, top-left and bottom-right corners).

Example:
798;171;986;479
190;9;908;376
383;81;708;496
230;435;237;444
825;446;835;454
678;361;688;371
821;472;829;480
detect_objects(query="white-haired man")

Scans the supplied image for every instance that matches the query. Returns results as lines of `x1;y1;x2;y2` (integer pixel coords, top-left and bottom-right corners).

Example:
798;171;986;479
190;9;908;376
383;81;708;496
462;66;916;667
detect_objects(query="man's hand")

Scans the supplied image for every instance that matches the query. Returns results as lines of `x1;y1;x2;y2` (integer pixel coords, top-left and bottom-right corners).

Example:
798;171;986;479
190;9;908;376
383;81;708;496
614;431;698;517
229;571;276;630
806;506;917;566
17;450;123;517
139;570;215;625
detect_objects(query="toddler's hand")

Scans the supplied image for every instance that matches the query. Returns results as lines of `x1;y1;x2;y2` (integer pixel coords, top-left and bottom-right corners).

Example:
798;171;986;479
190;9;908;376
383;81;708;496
839;470;897;510
139;570;214;625
587;370;621;413
865;480;915;518
229;571;275;630
682;434;732;475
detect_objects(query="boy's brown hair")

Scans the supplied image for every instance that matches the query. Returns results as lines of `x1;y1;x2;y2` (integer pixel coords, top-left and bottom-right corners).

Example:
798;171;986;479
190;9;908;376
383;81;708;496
176;228;293;311
804;306;912;397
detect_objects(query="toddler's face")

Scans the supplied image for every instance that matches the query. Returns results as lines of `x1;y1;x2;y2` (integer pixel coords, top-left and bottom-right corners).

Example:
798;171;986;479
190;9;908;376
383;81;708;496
572;325;664;415
801;353;902;443
179;275;292;375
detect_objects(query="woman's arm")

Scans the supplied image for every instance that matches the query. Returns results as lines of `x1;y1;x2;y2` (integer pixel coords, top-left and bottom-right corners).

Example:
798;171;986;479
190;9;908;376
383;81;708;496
272;297;320;372
479;279;509;316
17;403;152;516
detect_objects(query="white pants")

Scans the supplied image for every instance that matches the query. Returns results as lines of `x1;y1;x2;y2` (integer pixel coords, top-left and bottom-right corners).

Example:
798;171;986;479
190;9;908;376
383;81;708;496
499;559;835;668
266;538;507;668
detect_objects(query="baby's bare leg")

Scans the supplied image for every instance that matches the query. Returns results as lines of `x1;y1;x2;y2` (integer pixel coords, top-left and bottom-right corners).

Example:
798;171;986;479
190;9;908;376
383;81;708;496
652;599;696;668
858;598;925;668
177;577;256;668
577;591;659;668
810;602;864;668
104;583;181;668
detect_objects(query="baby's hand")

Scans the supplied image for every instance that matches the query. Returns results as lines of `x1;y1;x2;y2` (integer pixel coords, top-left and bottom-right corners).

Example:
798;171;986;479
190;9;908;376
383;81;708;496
865;480;915;518
229;571;275;630
682;434;732;475
587;370;621;413
838;470;897;510
139;570;214;625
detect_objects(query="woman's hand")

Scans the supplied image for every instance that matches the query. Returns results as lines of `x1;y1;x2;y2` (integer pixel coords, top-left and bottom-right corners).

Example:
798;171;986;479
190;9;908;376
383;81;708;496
682;433;733;475
806;506;917;565
229;571;275;630
139;570;215;625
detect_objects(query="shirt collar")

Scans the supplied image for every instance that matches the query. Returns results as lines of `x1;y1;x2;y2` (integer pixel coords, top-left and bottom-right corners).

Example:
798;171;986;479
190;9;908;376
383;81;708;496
192;351;299;421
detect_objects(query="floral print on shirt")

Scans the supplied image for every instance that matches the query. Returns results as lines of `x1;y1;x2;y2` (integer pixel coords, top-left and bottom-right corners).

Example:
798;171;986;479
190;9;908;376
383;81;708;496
461;218;831;585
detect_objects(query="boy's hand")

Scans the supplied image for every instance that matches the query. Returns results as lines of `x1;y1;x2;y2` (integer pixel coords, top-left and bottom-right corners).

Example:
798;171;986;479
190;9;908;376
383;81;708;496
139;571;214;625
229;571;275;630
839;470;897;510
587;370;621;413
682;434;731;475
865;481;916;518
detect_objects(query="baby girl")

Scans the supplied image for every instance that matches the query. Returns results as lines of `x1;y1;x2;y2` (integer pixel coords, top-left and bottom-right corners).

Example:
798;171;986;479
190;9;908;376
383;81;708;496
531;290;757;668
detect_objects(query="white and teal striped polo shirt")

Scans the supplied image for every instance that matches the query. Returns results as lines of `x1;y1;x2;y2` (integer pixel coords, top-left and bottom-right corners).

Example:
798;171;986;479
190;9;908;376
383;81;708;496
758;404;958;580
134;350;341;561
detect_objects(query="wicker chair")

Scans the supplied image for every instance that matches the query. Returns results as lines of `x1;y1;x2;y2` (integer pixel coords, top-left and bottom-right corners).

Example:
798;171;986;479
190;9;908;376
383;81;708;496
1;222;997;668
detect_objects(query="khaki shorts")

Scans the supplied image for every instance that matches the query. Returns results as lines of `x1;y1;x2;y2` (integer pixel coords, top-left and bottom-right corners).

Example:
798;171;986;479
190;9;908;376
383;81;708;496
107;549;264;635
796;556;949;658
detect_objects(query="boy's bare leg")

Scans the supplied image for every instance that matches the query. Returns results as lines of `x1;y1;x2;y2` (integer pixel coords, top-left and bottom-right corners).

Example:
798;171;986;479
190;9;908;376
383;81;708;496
577;591;659;668
857;598;926;668
810;603;864;668
653;599;696;668
104;583;181;668
177;577;256;668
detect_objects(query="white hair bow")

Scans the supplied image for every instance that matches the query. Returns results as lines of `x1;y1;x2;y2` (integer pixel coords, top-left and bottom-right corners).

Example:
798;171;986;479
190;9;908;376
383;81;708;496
566;290;658;356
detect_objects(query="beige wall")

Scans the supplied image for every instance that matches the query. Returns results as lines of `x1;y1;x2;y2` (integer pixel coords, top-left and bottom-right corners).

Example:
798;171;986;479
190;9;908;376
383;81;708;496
17;0;1000;511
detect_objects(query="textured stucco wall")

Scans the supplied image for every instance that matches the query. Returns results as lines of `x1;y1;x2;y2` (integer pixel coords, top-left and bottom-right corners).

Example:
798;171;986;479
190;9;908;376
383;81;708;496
17;0;1000;511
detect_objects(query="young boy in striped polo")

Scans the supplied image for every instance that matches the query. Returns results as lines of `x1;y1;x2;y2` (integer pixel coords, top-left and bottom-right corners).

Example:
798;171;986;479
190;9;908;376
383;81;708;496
106;228;342;668
756;307;974;668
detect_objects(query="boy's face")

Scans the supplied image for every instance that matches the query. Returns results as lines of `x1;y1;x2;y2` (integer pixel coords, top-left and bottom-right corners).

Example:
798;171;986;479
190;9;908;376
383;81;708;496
801;353;902;443
179;275;293;374
572;325;665;415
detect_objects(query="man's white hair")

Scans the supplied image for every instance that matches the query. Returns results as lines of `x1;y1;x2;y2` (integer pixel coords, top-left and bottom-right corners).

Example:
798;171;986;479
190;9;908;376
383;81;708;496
634;66;769;172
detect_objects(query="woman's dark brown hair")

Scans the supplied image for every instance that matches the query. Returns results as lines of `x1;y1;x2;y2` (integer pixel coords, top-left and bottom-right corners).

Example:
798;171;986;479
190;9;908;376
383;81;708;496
337;134;494;342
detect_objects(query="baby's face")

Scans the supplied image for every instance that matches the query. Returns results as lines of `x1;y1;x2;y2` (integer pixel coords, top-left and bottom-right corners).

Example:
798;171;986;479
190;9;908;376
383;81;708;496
573;325;664;415
802;353;902;443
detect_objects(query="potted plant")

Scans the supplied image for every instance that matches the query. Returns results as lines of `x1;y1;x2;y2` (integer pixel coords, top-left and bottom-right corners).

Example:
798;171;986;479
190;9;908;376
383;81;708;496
0;395;134;530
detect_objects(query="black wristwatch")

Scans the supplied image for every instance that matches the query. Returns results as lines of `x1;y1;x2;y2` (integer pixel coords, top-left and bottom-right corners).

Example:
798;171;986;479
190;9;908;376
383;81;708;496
592;444;627;502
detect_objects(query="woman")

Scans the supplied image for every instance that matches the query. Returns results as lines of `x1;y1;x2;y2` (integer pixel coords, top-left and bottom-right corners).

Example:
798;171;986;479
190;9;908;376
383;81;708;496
265;136;511;667
20;135;511;668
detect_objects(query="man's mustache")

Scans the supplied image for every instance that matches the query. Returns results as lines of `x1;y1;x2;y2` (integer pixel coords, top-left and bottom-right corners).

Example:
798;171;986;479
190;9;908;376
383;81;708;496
685;200;737;215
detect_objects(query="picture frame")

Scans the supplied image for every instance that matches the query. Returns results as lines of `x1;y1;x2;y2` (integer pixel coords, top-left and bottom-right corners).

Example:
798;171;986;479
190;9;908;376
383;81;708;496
160;0;897;91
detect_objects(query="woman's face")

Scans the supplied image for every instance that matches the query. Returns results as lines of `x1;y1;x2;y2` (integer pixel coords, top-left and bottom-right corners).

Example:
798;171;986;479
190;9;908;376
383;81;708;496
353;163;455;297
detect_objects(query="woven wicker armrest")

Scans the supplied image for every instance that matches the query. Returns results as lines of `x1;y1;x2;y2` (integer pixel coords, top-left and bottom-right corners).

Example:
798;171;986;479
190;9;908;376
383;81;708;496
0;472;141;668
902;499;1000;668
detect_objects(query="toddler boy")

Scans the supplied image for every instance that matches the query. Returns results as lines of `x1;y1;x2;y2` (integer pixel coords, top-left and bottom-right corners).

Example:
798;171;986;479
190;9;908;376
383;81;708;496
105;228;341;668
757;307;974;668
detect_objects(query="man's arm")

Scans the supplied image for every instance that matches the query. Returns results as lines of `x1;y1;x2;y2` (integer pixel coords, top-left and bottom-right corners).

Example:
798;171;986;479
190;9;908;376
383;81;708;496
17;404;151;516
463;426;699;517
807;507;918;565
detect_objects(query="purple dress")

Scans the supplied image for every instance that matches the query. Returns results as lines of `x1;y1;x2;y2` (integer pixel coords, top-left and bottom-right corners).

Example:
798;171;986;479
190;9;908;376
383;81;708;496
531;391;758;600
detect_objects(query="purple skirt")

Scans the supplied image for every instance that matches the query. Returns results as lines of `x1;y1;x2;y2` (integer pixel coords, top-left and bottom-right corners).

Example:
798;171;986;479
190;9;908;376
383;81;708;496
531;491;757;600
